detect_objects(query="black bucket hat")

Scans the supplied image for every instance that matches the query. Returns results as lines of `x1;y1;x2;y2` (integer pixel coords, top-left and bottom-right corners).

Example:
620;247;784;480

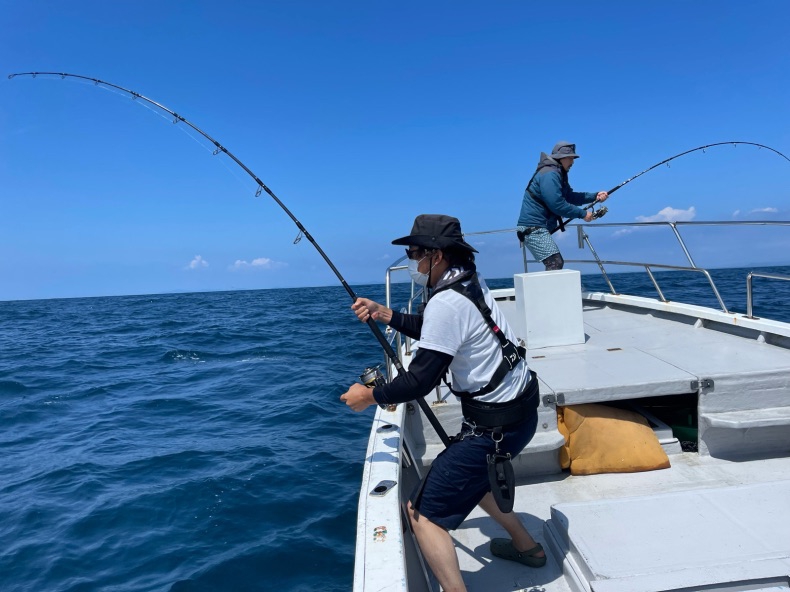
391;214;478;252
551;141;580;159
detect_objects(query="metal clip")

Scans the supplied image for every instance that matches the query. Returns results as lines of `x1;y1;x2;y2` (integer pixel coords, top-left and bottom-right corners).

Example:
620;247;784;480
691;378;714;392
542;393;565;406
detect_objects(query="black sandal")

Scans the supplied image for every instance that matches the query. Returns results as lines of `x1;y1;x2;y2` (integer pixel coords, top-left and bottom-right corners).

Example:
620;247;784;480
490;539;547;568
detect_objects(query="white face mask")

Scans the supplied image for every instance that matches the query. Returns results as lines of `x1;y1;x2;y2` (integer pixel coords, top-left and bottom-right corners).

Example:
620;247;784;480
408;256;430;287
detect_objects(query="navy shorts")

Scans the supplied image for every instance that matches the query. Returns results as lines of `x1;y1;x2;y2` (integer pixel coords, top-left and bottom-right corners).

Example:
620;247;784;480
410;411;538;530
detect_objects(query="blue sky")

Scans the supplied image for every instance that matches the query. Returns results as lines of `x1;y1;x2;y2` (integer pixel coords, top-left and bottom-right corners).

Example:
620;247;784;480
2;1;789;301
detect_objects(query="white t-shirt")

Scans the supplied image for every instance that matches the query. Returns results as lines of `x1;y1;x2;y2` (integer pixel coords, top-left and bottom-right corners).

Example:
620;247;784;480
416;274;531;404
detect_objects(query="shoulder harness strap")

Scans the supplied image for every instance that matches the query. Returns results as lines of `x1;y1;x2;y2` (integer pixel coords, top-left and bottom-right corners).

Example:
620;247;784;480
440;275;526;399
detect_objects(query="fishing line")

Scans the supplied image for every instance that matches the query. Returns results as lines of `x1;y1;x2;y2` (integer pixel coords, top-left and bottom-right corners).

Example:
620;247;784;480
126;94;259;194
76;76;259;195
9;71;453;447
551;141;790;235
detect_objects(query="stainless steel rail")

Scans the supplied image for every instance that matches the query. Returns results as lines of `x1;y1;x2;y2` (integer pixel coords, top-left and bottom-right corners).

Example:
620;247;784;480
746;271;790;319
383;257;425;380
383;262;408;381
573;224;729;312
563;258;728;312
463;220;790;316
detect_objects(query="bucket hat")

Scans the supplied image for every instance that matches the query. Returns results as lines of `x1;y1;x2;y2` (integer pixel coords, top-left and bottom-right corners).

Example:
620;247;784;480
391;214;478;252
551;141;580;159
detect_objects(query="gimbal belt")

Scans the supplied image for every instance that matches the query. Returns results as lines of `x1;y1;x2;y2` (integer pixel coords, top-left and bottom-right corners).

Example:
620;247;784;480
461;371;538;428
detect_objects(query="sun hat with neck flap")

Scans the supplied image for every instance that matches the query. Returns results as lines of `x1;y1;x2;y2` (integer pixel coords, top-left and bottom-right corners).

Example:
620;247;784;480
391;214;478;253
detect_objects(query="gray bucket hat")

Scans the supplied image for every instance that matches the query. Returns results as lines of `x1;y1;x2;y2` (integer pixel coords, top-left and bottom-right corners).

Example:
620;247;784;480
551;141;580;159
391;214;478;252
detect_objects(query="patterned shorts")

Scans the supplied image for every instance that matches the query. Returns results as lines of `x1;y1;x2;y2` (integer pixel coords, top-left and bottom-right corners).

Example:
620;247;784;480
518;226;559;262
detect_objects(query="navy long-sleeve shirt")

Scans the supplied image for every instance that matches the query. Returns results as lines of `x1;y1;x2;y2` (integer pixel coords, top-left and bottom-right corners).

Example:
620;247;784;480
371;310;453;405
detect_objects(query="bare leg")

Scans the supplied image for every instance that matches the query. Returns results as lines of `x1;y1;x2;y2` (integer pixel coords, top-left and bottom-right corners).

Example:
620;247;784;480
478;493;545;556
407;501;467;592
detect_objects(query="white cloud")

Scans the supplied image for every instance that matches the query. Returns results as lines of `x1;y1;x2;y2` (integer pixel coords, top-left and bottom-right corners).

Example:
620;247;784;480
611;206;697;237
750;207;778;214
229;257;286;271
186;255;209;270
636;206;696;223
732;209;741;218
554;230;572;242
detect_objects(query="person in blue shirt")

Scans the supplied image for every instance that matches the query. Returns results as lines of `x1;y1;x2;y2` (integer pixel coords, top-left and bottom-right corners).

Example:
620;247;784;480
516;141;608;270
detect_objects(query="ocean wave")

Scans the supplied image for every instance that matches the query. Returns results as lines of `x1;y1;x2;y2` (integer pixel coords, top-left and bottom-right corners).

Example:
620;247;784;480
0;379;28;394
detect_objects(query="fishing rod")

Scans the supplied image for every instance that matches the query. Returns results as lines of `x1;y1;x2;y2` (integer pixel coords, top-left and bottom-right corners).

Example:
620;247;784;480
551;141;790;235
9;71;452;447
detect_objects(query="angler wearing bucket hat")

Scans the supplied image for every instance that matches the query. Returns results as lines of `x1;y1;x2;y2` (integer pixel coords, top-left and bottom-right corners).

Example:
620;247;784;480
516;141;608;270
341;214;546;589
390;213;479;253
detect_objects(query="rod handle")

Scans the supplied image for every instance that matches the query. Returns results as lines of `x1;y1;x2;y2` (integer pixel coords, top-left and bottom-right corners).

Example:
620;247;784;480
365;318;452;447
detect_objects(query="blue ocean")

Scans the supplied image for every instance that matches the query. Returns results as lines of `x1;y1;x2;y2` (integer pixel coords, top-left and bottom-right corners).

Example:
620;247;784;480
1;266;788;592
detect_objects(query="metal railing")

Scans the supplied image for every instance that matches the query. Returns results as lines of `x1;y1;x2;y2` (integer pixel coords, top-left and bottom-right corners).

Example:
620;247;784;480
465;220;790;316
383;256;425;382
746;271;790;319
566;258;729;312
571;222;730;312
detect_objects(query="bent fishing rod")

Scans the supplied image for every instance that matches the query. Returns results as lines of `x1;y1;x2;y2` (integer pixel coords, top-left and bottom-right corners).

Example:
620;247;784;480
9;71;452;447
551;141;790;235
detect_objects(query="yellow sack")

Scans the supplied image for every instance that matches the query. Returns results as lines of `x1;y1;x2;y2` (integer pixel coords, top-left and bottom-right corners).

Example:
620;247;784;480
558;403;671;476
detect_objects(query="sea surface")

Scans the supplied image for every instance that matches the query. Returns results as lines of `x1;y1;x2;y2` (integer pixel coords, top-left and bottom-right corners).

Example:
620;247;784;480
1;265;789;592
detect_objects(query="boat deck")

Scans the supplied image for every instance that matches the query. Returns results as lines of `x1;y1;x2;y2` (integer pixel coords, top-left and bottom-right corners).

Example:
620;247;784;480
510;292;790;407
456;454;790;592
402;292;790;591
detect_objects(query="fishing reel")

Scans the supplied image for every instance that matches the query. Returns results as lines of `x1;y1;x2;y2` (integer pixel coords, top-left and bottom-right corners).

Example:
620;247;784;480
360;365;386;389
359;365;395;411
591;205;608;220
